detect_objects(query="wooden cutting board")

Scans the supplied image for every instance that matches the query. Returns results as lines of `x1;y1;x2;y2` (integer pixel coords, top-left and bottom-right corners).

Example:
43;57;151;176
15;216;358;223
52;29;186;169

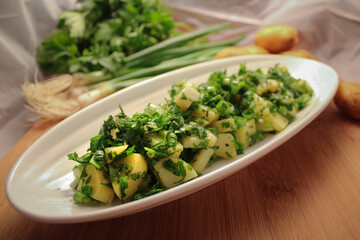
1;102;359;240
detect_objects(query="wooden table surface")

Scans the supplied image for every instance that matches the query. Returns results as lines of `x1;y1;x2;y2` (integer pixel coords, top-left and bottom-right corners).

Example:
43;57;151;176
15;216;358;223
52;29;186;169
1;102;359;240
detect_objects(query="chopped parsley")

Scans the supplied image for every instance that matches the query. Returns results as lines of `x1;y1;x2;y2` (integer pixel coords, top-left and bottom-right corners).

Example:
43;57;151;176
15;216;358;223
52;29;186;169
73;191;92;204
221;121;231;129
119;176;129;202
81;185;93;196
85;175;92;185
129;172;141;181
68;64;312;205
162;159;187;182
131;182;163;201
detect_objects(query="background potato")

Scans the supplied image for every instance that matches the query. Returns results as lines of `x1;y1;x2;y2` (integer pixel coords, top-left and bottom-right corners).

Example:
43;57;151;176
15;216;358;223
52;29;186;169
279;49;317;60
334;80;360;120
214;45;269;59
255;25;299;53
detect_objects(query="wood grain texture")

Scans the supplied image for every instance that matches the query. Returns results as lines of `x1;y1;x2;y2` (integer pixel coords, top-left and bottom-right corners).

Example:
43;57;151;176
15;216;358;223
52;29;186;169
1;102;359;240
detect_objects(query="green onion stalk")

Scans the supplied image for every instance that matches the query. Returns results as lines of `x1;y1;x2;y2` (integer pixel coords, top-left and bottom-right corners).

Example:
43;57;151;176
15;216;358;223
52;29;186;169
74;23;243;85
76;47;226;107
23;23;246;120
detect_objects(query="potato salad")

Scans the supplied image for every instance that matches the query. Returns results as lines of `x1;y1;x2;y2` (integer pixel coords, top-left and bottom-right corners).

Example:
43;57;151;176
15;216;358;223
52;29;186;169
67;64;313;205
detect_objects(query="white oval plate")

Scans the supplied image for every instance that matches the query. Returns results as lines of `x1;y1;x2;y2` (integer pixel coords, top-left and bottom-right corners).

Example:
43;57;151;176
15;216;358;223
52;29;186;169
6;55;338;223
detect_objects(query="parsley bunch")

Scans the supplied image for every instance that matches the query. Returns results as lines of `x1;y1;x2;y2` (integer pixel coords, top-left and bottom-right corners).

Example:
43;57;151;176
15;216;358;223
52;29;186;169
28;1;248;122
37;0;177;74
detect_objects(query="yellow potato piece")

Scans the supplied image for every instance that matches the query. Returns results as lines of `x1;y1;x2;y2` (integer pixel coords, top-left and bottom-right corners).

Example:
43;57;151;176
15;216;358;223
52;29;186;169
181;129;217;148
167;143;184;159
110;153;148;202
148;133;183;158
104;145;128;164
214;133;237;159
256;79;281;96
255;25;299;53
191;148;215;173
80;164;114;204
262;108;289;132
148;133;163;147
210;118;236;132
214;45;269;59
253;94;268;115
174;87;201;111
235;119;257;150
256;118;275;132
152;158;198;189
192;105;220;124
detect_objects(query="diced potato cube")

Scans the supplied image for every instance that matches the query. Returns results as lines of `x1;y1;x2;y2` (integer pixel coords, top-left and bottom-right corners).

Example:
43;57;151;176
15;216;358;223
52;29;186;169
280;95;295;104
210;118;236;132
294;79;312;93
184;86;201;101
168;143;184;159
183;81;196;89
235;119;257;150
70;164;85;189
148;133;163;147
181;130;217;148
257;79;281;95
113;116;123;124
256;118;275;132
174;87;201;111
78;164;114;204
253;94;268;114
191;148;215;173
144;103;160;115
196;119;210;127
104;145;128;164
286;104;299;118
148;133;183;158
266;100;274;107
247;121;257;136
262;108;289;132
214;133;237;159
152;158;198;189
192;105;220;124
110;153;148;202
